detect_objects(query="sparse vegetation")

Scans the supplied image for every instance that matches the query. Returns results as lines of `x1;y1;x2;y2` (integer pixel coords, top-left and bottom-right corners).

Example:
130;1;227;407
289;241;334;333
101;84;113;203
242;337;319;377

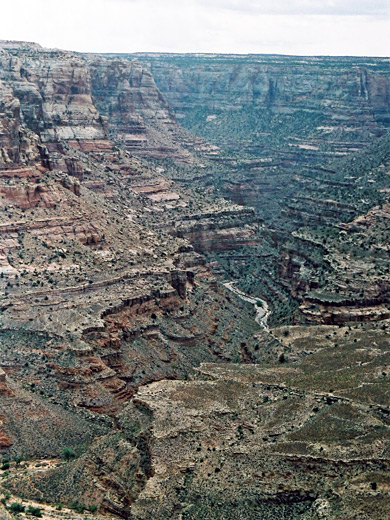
61;448;76;461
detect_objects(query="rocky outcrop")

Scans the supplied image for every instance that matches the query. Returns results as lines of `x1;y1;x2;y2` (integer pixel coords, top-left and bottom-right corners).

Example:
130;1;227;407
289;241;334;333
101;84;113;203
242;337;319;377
88;56;191;160
0;42;195;174
0;43;104;141
0;82;21;167
129;360;390;519
155;205;259;252
0;41;109;174
139;53;390;130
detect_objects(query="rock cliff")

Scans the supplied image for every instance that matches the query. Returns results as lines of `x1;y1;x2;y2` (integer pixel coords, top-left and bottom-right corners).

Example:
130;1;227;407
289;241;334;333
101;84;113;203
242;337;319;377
129;53;390;328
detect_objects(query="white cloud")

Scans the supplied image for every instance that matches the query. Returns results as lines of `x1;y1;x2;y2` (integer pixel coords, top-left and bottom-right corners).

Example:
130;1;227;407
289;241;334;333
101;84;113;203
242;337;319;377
0;0;388;56
106;0;390;16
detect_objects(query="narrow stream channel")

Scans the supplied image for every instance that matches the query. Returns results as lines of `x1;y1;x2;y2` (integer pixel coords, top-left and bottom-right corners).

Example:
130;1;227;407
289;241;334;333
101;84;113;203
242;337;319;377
224;281;270;330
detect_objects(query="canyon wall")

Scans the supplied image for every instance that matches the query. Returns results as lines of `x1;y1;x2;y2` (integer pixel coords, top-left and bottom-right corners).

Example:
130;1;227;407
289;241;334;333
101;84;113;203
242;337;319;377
127;52;390;327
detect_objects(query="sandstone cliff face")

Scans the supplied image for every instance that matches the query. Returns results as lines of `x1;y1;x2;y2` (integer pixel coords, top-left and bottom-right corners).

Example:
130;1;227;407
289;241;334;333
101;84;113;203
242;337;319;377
0;42;108;174
0;44;105;141
0;81;21;167
0;42;194;173
139;54;390;128
153;205;259;251
88;56;187;159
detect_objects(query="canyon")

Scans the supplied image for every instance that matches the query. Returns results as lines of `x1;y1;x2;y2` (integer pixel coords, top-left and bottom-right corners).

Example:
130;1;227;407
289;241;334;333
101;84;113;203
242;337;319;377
0;41;389;519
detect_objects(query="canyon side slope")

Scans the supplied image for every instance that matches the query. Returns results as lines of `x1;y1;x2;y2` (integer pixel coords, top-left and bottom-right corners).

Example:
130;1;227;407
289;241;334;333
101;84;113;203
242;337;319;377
0;42;389;520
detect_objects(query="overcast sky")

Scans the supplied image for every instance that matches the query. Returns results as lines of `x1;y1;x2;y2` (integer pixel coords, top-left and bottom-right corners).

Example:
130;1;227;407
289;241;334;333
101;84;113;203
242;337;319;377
1;0;389;56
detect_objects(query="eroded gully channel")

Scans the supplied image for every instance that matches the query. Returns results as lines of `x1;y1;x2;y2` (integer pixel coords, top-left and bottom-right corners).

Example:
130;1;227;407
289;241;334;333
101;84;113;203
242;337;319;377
224;281;270;330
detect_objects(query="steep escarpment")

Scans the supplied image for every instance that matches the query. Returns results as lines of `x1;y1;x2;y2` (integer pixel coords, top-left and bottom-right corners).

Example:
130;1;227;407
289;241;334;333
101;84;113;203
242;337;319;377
137;53;390;140
0;41;266;519
128;53;390;328
131;53;389;225
0;42;194;171
87;56;196;162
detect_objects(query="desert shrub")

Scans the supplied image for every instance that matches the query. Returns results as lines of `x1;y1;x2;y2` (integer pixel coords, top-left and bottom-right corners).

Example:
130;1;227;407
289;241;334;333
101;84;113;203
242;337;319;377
71;502;86;514
27;505;42;517
9;503;25;513
61;447;76;461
